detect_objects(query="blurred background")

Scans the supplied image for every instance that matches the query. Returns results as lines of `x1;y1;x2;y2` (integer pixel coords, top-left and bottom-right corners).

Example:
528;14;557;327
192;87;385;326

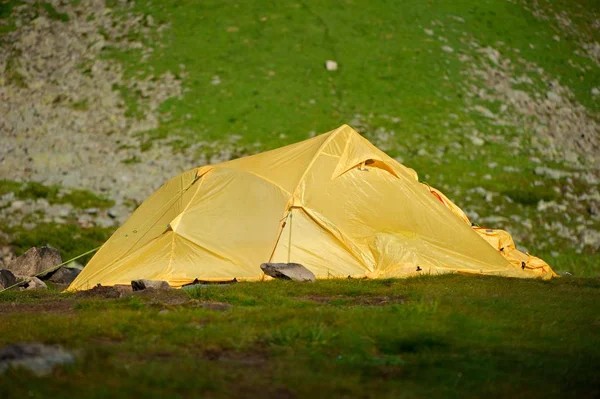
0;0;598;275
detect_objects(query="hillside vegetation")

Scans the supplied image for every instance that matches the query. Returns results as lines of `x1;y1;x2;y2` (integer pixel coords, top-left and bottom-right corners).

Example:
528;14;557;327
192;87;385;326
0;0;598;274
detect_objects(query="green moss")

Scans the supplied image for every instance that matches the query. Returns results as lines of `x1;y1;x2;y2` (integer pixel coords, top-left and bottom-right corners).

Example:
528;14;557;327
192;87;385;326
37;1;69;22
121;156;141;164
0;180;114;209
501;188;557;206
70;99;89;111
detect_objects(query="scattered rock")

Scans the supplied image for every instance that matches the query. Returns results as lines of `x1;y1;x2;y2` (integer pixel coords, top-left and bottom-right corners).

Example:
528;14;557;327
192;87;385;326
260;263;316;282
469;136;485;146
441;45;454;53
0;343;75;376
48;265;83;285
6;246;61;277
325;60;338;71
0;269;18;290
22;277;47;290
131;279;171;291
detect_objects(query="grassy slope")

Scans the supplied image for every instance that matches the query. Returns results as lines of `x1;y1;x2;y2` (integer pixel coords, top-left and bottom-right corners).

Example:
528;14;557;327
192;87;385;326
12;0;595;273
1;0;598;273
0;276;599;398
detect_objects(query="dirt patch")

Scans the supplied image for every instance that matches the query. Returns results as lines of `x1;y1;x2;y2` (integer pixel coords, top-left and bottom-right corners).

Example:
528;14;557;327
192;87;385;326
202;348;268;367
74;285;123;299
300;295;406;306
0;300;74;314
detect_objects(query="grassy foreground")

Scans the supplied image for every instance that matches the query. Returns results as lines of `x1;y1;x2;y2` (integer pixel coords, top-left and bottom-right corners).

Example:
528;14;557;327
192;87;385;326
0;275;598;398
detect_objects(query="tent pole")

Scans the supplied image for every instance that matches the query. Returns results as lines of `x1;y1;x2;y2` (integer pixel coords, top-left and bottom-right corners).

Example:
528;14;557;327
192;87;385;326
287;209;293;263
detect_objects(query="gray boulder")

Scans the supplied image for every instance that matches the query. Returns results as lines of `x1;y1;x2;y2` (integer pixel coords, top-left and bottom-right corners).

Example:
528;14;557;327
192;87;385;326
0;343;75;376
0;269;18;290
48;265;83;285
5;246;62;277
131;279;171;291
260;263;316;282
0;269;17;290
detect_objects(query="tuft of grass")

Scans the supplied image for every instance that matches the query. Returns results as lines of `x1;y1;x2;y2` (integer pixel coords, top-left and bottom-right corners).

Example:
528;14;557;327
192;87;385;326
37;1;69;22
0;222;113;263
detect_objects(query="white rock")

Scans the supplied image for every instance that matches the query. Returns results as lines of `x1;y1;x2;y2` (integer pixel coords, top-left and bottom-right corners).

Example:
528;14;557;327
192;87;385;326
325;60;338;71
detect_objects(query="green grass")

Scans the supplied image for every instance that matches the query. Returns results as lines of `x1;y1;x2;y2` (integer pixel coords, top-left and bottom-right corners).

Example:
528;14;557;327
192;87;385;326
0;276;598;398
0;222;113;264
0;180;114;209
0;1;598;395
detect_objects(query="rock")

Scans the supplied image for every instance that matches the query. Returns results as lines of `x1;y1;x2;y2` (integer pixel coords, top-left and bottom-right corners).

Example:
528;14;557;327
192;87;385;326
0;343;75;376
48;265;83;285
260;263;316;282
441;45;454;53
22;276;47;290
131;279;171;291
325;60;338;71
5;246;62;277
10;200;25;210
107;208;118;219
547;91;562;103
113;284;133;296
0;269;18;290
469;136;485;146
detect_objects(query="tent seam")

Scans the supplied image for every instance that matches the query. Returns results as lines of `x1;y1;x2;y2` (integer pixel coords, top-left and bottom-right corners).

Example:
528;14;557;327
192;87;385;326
267;125;348;262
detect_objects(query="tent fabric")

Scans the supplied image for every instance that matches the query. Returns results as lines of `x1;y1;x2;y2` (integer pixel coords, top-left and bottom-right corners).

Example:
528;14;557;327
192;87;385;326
68;125;555;290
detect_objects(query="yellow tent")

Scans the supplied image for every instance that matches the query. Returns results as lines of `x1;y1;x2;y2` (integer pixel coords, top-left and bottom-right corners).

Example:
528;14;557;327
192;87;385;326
68;125;555;290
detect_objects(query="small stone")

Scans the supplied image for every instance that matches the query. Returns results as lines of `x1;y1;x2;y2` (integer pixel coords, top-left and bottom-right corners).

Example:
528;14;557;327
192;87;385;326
260;263;316;282
424;28;434;36
85;208;99;215
441;45;454;53
591;87;600;96
10;201;25;210
107;209;118;219
23;277;47;290
546;91;561;103
131;279;171;291
0;343;75;376
470;136;485;146
325;60;338;71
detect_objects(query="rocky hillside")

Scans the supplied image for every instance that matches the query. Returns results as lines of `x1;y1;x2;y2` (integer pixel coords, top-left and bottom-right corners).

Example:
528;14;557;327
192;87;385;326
0;0;598;274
